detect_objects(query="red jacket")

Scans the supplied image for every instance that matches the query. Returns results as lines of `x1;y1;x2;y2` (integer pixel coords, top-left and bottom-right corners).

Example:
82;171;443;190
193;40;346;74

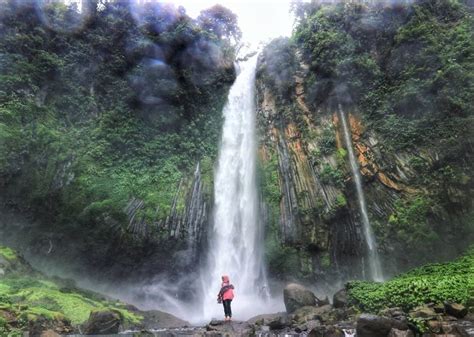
218;276;234;301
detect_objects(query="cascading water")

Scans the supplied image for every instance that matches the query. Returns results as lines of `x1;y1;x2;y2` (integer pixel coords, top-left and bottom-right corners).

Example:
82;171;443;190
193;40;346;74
198;54;272;321
338;103;384;282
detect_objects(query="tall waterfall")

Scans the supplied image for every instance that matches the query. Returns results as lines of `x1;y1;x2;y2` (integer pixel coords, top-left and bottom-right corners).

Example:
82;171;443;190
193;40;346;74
199;54;269;320
338;104;384;282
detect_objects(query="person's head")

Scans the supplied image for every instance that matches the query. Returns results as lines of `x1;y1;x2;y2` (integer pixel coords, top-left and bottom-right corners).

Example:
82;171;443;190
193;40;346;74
221;275;230;283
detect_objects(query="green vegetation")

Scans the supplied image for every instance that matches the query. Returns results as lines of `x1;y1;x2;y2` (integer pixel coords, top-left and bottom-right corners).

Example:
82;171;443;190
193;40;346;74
293;0;473;156
292;0;473;267
0;0;237;273
319;126;337;155
319;164;344;188
294;0;473;150
265;229;301;278
0;247;17;261
347;247;474;312
386;196;436;251
258;150;282;209
0;246;142;335
257;37;298;102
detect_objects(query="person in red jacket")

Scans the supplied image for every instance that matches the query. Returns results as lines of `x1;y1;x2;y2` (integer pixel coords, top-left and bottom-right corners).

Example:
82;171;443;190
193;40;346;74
217;275;234;321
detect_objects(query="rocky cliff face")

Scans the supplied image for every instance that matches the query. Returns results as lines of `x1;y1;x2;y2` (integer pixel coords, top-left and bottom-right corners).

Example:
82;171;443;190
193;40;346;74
256;42;473;284
122;162;211;273
0;161;212;281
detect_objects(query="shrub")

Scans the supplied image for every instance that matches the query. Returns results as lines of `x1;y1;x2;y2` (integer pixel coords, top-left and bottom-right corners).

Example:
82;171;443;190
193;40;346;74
347;247;473;312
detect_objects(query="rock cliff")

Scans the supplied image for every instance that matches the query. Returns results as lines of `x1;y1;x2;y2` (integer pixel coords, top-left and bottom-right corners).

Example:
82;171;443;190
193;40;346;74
256;35;473;283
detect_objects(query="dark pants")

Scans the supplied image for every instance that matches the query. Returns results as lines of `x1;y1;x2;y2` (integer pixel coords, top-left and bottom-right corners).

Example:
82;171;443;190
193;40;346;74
223;299;232;318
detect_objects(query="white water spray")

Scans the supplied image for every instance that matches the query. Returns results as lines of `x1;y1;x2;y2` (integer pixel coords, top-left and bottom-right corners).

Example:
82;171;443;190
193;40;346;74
198;54;273;321
338;104;384;282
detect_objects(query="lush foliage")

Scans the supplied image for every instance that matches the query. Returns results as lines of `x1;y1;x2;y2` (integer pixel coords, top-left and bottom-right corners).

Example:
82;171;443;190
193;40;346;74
257;37;299;101
0;247;17;261
293;0;473;149
347;247;474;312
0;246;141;335
292;0;474;267
0;0;237;273
197;4;242;43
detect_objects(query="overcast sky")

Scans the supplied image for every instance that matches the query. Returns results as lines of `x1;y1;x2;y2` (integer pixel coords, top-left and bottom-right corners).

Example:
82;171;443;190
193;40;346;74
63;0;295;44
169;0;295;44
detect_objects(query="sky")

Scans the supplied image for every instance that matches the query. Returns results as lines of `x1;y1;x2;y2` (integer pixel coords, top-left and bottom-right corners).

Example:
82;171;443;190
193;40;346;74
168;0;295;44
64;0;296;44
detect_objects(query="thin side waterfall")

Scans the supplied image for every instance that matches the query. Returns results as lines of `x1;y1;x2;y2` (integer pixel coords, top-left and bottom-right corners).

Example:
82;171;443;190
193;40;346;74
199;54;270;321
338;103;384;282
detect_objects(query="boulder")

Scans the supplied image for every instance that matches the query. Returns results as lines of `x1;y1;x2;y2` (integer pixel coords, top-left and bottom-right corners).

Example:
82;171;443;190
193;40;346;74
283;283;317;313
444;303;468;319
27;315;74;336
308;325;345;337
40;330;61;337
247;312;288;329
440;321;471;336
294;319;321;332
409;306;437;320
388;328;415;337
357;314;408;337
428;320;442;333
380;307;406;319
292;304;333;325
121;306;189;330
433;303;445;314
318;296;330;306
82;309;121;335
0;247;34;275
206;320;253;335
333;289;348;308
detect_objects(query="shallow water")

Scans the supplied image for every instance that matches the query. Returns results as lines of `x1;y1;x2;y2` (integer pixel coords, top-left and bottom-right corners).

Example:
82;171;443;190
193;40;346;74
64;328;205;337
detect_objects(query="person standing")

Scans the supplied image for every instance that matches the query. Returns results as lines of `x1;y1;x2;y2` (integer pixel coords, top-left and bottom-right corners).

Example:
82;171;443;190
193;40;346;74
217;275;234;321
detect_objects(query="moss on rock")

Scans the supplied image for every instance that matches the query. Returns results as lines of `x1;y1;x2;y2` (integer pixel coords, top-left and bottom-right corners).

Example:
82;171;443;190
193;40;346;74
0;246;142;334
0;247;17;261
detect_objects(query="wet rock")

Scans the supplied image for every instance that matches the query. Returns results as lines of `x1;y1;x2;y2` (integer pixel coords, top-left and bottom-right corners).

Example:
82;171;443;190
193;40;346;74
388;328;415;337
441;321;471;336
295;319;321;332
380;307;406;319
247;312;288;328
308;325;345;337
357;314;408;337
207;319;221;327
428;320;442;333
40;330;61;337
205;320;253;335
462;313;474;322
82;309;121;335
0;250;33;276
292;304;333;325
284;283;317;313
357;314;392;337
410;306;437;320
445;303;468;319
121;306;189;330
333;289;348;308
27;316;74;336
433;303;445;314
318;296;331;306
456;320;474;336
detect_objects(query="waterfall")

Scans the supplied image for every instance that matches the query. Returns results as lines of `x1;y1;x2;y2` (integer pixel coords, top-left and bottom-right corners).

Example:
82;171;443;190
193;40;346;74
199;54;270;320
338;103;384;282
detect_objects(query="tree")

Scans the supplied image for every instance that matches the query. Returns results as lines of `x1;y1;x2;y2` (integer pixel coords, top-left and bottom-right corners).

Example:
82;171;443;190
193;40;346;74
197;4;241;44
